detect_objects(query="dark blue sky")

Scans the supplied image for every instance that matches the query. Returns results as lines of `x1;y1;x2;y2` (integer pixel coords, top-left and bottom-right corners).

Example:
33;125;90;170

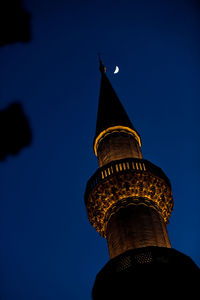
0;0;199;299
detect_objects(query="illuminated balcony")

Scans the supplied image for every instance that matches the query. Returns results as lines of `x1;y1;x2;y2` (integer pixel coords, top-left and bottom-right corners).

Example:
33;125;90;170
85;158;173;237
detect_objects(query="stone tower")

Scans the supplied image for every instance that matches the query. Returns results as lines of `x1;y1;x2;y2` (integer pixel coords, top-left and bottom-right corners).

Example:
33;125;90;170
84;61;199;299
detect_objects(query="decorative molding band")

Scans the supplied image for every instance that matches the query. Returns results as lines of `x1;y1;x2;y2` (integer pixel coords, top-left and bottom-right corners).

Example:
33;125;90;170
85;170;173;237
93;126;141;156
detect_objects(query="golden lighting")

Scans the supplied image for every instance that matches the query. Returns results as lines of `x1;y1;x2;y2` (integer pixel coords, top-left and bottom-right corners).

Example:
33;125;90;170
85;171;173;237
94;126;142;156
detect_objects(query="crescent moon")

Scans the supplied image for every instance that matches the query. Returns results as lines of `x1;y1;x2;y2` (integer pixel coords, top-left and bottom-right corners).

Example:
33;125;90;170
114;66;119;74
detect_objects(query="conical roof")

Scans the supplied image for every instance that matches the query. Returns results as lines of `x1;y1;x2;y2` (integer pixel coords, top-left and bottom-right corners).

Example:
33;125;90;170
94;62;139;141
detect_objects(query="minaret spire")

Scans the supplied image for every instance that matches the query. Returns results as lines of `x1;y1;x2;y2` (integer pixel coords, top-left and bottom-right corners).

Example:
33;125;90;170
95;60;138;138
98;54;106;74
94;59;142;165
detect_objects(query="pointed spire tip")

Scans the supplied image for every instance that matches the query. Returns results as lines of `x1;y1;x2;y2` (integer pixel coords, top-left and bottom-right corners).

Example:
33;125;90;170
98;53;106;74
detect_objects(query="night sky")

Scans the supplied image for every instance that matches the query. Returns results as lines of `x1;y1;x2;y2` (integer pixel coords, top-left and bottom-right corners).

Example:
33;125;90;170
0;0;200;299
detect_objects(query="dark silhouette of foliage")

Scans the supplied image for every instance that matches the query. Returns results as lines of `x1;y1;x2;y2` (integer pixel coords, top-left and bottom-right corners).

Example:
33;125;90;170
0;102;32;160
0;0;31;47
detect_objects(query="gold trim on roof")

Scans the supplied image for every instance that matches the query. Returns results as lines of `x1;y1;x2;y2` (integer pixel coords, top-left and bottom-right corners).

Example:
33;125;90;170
94;126;141;156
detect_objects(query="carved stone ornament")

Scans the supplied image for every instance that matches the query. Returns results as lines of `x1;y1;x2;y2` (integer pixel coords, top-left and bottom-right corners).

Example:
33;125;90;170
85;160;173;237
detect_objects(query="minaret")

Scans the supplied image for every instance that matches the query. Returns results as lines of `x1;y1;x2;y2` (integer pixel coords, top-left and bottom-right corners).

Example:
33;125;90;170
84;61;199;299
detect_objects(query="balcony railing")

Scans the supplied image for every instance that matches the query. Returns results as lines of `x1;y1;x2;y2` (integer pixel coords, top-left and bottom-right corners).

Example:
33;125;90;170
85;157;171;201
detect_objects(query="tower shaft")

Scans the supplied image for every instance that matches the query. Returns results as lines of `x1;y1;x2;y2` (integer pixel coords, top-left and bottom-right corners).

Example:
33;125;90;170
106;205;171;259
93;122;171;258
96;128;142;167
